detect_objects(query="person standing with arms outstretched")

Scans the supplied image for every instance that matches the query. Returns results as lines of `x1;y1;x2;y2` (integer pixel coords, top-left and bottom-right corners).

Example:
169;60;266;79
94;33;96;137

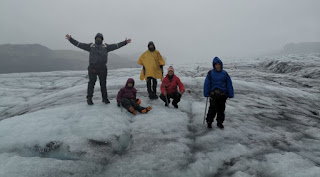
137;41;165;99
65;33;131;105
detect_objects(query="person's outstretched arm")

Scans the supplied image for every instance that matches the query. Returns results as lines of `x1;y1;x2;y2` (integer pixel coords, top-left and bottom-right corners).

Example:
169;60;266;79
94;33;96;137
65;34;91;52
107;38;131;52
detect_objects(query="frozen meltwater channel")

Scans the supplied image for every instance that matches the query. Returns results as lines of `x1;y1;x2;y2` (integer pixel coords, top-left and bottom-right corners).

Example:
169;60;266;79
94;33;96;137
0;53;320;177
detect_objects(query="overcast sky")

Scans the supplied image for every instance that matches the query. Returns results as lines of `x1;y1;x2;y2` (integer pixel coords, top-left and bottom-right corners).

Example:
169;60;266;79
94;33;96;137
1;0;319;64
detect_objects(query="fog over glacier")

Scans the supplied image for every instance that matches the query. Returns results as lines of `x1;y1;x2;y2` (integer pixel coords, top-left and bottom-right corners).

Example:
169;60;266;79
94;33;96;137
1;0;320;63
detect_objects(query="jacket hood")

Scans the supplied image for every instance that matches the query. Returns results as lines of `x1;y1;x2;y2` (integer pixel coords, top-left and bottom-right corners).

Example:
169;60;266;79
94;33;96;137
95;33;104;40
126;78;135;87
148;41;156;51
212;57;223;71
148;41;155;47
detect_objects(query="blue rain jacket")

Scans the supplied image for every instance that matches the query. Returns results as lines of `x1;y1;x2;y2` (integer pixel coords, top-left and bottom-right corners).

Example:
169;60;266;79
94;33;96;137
203;57;234;98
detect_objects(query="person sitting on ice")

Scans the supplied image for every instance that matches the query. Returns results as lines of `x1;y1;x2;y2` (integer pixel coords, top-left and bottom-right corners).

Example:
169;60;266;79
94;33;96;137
117;78;152;115
203;57;234;129
160;66;185;108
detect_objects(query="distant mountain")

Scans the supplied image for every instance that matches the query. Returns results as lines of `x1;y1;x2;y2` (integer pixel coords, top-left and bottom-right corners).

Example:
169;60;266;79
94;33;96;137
281;42;320;54
0;44;139;74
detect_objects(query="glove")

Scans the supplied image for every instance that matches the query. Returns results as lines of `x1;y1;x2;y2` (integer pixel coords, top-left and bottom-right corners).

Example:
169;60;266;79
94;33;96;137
117;102;121;107
160;65;164;75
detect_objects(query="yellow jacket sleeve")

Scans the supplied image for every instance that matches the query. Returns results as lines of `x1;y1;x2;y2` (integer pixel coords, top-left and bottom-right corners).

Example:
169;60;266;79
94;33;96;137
157;51;165;66
137;52;146;65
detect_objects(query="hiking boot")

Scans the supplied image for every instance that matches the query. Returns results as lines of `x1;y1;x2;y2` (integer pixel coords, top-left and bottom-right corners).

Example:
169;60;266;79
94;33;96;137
217;122;224;129
172;103;178;109
153;93;158;99
165;103;168;107
129;107;135;112
128;107;137;115
207;123;212;129
148;93;155;100
103;99;110;104
141;106;152;113
136;99;141;105
141;109;147;114
87;98;94;105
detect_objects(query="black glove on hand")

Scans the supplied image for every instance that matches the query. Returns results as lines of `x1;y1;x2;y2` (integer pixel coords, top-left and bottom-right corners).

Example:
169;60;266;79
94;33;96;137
160;65;164;75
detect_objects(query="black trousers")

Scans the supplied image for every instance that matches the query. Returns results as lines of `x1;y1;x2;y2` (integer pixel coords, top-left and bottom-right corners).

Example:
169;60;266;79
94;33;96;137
160;92;182;105
147;77;157;94
87;65;108;100
206;94;227;124
121;99;146;113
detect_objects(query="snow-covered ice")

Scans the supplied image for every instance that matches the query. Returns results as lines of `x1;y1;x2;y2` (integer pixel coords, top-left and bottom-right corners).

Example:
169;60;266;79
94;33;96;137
0;53;320;177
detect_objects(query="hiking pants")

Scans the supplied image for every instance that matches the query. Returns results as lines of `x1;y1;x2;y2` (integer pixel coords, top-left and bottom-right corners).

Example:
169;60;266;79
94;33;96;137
87;65;108;100
121;99;145;113
206;94;227;124
160;92;182;105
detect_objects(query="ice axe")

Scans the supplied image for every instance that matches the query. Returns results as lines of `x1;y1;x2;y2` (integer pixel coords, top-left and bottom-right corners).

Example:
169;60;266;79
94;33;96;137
164;84;169;107
165;94;169;107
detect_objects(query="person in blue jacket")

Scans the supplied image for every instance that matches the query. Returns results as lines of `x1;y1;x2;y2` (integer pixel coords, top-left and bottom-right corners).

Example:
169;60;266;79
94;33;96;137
203;57;234;129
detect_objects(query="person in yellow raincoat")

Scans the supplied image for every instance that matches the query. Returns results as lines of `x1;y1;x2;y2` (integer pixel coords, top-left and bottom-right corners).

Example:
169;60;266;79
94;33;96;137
137;41;165;99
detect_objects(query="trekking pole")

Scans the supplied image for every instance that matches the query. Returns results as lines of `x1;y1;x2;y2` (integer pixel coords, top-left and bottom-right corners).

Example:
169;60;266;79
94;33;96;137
165;94;169;107
203;97;209;124
164;84;169;107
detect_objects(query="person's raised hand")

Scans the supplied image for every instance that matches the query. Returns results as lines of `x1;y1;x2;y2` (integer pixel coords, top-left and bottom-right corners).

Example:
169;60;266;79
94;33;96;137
125;38;131;44
65;34;71;40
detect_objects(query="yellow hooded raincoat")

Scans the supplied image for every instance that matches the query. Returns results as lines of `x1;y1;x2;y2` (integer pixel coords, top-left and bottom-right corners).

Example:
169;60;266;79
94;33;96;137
137;50;165;81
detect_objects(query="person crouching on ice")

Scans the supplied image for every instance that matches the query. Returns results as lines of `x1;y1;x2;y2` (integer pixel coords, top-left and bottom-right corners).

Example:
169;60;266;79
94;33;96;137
160;66;185;108
203;57;234;129
117;78;152;115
